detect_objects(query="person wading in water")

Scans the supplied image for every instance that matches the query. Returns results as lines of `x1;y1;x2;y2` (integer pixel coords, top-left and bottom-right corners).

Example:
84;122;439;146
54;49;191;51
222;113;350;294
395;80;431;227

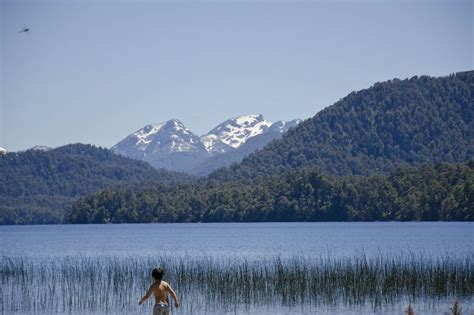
139;267;179;315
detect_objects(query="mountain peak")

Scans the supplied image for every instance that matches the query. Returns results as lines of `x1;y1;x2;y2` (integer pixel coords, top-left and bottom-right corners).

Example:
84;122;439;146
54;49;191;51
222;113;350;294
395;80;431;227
234;113;265;125
201;114;302;154
112;119;205;161
132;123;165;148
112;114;301;174
166;119;185;127
202;114;273;153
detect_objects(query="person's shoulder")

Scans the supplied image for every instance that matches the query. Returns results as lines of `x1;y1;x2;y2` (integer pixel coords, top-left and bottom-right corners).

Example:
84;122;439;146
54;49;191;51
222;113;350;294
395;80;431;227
161;280;170;287
150;282;161;289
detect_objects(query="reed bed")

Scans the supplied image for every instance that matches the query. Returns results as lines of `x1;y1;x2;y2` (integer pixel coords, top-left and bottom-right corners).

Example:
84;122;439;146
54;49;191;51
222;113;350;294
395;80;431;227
1;254;472;314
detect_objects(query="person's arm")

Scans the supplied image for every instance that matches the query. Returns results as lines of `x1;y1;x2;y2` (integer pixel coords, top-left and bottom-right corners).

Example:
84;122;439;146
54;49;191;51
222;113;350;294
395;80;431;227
166;283;180;308
139;285;153;305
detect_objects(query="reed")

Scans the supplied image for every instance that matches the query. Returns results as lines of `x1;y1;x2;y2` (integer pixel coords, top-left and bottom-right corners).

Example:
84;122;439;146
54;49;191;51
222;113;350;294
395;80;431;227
450;300;462;315
1;254;472;314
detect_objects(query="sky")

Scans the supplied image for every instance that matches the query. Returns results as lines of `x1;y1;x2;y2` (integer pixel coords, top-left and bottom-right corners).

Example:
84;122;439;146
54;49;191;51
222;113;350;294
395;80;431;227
1;0;472;152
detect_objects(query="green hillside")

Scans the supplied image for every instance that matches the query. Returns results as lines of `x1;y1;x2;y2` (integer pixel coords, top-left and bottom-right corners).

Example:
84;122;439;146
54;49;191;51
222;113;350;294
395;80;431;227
211;71;473;180
0;144;191;224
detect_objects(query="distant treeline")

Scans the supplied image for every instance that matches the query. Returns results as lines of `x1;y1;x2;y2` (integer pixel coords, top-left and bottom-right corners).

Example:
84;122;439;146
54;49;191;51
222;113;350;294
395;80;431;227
67;161;474;223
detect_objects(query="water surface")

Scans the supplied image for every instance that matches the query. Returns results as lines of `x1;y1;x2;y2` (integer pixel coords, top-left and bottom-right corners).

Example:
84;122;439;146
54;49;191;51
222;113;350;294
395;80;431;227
1;222;473;315
1;222;472;259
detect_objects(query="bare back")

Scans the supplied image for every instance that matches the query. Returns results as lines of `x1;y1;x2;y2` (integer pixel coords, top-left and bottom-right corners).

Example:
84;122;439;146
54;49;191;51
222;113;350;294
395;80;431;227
150;280;171;305
139;276;179;311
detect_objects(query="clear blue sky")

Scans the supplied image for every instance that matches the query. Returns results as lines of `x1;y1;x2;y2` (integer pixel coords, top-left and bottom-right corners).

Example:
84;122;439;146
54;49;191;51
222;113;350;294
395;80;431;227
1;0;472;151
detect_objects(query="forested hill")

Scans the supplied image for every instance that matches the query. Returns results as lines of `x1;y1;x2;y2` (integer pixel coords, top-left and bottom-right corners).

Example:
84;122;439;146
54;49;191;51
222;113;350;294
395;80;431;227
210;71;473;180
0;144;191;224
67;160;473;223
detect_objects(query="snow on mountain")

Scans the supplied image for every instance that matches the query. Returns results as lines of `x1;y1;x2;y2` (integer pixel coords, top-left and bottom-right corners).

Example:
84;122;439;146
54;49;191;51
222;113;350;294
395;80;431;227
201;114;273;154
29;145;53;152
192;117;302;175
269;119;303;133
0;146;7;155
111;115;301;174
131;123;165;151
112;119;205;159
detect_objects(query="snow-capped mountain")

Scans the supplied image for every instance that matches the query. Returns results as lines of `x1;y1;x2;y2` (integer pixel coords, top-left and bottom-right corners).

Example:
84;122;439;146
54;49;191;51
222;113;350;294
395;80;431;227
0;146;7;155
112;115;300;174
29;145;53;152
201;114;273;154
112;119;208;172
112;119;206;158
193;117;302;176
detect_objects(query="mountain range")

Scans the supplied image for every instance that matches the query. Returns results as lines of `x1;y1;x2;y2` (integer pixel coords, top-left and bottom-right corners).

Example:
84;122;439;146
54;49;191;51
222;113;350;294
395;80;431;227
2;70;473;224
111;114;301;175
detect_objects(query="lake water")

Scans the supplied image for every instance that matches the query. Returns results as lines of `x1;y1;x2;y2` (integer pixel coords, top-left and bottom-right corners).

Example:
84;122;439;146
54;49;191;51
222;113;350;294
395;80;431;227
1;222;473;314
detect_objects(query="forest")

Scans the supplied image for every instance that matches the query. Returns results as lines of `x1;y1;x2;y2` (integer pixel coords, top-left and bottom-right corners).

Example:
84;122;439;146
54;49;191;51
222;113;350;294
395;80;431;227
67;161;473;223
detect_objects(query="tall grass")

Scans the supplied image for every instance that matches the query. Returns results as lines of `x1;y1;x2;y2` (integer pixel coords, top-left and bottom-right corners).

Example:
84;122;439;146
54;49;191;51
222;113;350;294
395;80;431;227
1;254;472;314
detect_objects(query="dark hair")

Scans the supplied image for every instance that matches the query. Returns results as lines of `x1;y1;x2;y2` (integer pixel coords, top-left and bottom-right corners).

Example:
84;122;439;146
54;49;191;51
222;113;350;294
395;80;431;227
152;267;164;280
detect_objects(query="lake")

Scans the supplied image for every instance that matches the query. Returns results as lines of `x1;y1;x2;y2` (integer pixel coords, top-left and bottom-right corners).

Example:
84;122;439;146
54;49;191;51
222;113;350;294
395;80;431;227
1;222;473;314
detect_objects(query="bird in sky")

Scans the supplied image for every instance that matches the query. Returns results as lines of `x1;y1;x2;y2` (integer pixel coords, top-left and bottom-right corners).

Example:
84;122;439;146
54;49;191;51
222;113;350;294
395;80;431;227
19;26;30;34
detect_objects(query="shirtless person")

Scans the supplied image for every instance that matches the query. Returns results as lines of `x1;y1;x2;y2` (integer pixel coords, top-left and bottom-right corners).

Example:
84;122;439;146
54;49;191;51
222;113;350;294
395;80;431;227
139;267;180;315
